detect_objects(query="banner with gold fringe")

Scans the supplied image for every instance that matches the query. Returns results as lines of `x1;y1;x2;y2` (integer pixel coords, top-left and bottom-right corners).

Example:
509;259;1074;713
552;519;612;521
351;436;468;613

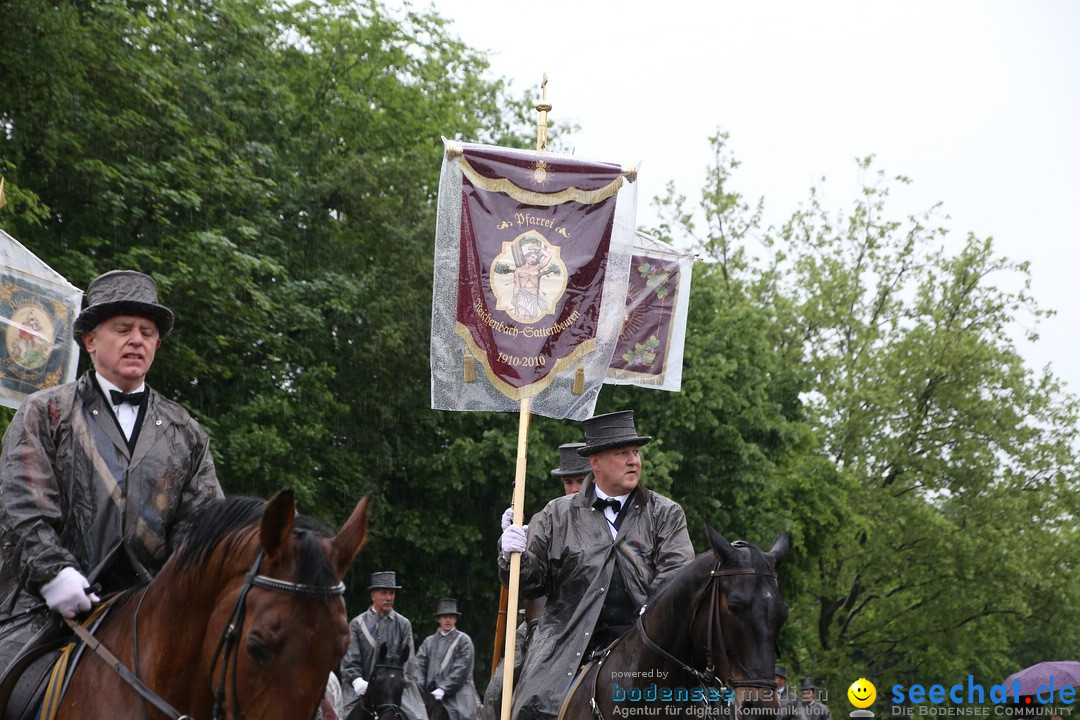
430;140;637;420
0;228;82;410
605;232;694;392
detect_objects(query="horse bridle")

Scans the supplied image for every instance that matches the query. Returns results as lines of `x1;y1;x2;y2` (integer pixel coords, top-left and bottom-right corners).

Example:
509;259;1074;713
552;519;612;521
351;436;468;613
636;548;778;694
205;549;347;720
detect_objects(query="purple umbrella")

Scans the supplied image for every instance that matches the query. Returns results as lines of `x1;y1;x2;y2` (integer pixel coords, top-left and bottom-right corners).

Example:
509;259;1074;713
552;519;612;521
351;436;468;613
1004;661;1080;696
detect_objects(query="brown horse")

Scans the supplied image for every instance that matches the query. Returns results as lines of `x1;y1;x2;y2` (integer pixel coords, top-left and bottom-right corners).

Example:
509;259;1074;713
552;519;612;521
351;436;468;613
559;528;789;720
52;488;369;720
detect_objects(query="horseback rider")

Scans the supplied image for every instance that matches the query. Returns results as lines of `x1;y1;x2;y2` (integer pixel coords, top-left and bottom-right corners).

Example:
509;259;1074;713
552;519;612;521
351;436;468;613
413;598;481;720
0;270;223;677
497;411;695;720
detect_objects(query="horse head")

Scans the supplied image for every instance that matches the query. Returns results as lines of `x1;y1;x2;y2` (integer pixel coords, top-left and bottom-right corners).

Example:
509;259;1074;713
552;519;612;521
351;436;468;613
207;488;370;720
699;526;789;712
357;643;411;720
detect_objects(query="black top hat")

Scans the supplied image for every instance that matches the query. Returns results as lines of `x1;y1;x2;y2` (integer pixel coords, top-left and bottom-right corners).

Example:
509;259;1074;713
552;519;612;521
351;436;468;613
368;571;402;591
577;411;652;456
801;677;817;691
551;443;590;478
73;270;175;348
774;665;787;680
434;598;462;617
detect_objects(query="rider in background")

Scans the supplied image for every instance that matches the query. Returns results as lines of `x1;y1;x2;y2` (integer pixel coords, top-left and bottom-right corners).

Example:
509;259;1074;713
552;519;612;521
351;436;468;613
497;411;695;720
413;598;481;720
0;270;222;676
340;571;426;720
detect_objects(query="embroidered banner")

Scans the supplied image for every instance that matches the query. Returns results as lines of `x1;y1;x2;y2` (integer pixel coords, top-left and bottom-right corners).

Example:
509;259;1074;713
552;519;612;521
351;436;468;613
605;233;694;392
431;141;637;420
0;228;82;409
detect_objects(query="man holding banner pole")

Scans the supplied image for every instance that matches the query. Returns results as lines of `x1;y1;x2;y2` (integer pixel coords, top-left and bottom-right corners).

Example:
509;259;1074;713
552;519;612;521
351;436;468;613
497;410;694;720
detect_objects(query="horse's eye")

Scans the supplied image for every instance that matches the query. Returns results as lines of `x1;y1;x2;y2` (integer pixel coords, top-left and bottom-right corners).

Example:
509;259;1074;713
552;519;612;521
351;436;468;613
727;602;744;616
247;636;271;666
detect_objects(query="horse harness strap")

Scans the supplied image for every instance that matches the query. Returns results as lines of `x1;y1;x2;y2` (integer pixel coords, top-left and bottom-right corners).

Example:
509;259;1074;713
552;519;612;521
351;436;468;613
210;550;346;720
62;614;192;720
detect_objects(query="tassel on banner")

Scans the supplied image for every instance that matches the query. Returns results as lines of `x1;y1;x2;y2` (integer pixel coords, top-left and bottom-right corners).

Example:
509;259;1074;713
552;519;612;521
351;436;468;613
464;349;476;383
572;359;585;395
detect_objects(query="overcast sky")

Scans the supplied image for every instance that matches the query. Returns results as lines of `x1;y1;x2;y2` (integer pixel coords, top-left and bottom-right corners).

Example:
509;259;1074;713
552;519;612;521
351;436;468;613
405;0;1080;396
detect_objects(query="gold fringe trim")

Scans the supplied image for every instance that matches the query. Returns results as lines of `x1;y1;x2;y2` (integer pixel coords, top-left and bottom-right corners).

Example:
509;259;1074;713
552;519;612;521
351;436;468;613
459;158;624;207
455;323;595;402
464;349;476;383
572;359;585;395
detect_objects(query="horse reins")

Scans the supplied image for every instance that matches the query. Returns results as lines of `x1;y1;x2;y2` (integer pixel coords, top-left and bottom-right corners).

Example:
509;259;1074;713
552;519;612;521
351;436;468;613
208;549;346;720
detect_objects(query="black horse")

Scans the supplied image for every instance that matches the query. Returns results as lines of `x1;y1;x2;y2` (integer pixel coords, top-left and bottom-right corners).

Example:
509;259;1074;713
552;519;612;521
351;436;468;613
558;528;790;720
346;645;449;720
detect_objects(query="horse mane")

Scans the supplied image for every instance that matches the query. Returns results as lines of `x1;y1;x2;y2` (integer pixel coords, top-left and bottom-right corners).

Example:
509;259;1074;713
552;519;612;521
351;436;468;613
171;495;339;589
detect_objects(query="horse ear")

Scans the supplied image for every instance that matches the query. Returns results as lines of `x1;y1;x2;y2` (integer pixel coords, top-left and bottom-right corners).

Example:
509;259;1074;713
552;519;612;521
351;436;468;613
260;488;296;559
767;531;790;568
401;644;410;663
329;493;371;579
378;643;388;662
705;522;738;565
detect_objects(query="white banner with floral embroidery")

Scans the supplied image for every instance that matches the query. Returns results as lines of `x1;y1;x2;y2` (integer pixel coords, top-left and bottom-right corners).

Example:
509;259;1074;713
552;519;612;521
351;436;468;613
605;232;694;392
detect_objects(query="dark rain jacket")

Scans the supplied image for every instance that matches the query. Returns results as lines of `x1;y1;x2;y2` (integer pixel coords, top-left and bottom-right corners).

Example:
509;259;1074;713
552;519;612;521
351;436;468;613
414;627;482;720
497;475;695;720
0;371;222;652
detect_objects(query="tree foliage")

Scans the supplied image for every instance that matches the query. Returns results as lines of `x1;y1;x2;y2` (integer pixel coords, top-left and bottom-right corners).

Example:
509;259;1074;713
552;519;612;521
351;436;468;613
654;139;1080;695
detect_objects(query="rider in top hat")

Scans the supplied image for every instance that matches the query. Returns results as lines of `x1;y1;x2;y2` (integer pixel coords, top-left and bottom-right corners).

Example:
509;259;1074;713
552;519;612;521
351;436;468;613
340;571;426;720
413;598;481;720
497;410;694;720
0;269;223;676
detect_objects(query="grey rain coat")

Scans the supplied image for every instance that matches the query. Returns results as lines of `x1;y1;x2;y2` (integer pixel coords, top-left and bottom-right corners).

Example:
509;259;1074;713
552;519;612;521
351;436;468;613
0;371;222;668
414;627;482;720
497;475;695;720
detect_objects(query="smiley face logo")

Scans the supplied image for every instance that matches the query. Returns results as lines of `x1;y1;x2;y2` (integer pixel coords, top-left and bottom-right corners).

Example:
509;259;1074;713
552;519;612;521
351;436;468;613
848;678;876;708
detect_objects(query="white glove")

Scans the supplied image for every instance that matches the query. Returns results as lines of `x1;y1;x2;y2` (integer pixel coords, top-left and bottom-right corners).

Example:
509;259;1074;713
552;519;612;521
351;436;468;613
41;567;99;619
432;688;446;701
352;677;369;696
501;507;514;530
500;524;527;559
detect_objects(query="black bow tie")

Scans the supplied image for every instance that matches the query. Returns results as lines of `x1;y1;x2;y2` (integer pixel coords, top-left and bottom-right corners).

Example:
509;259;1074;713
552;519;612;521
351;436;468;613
593;497;621;514
110;389;146;406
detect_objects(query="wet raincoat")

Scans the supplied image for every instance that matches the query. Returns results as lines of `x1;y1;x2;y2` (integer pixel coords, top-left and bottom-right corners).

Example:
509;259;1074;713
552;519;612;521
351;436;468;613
414;626;482;720
497;475;694;720
0;371;222;667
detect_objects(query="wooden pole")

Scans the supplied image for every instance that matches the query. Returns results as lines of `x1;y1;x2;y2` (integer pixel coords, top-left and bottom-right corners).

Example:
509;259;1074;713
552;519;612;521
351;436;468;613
499;395;531;720
490;585;509;677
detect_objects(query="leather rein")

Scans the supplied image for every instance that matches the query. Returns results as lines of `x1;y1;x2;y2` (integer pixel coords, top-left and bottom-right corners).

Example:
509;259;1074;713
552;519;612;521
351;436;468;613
637;550;778;693
68;549;345;720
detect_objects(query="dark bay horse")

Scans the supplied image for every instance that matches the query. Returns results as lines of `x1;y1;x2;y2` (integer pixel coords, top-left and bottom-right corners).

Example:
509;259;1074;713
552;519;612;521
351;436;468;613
559;528;789;720
346;644;449;720
53;488;370;720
